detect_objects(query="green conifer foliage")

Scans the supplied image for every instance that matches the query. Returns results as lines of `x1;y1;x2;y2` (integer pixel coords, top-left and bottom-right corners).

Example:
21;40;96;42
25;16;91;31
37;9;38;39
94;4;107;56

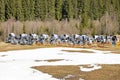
5;0;16;20
15;0;24;21
0;0;5;21
22;0;31;21
46;0;55;19
55;0;63;20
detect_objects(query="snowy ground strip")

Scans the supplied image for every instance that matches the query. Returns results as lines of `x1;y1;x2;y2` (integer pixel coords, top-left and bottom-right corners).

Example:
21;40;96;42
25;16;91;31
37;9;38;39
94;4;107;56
0;47;120;80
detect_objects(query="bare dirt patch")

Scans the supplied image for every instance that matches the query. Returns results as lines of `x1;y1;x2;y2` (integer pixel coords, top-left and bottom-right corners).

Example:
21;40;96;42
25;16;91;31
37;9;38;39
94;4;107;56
33;65;120;80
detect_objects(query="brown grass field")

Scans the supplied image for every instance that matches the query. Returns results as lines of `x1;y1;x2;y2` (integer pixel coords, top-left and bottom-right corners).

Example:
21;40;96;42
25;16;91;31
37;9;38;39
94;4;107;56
0;42;120;54
0;42;120;80
33;65;120;80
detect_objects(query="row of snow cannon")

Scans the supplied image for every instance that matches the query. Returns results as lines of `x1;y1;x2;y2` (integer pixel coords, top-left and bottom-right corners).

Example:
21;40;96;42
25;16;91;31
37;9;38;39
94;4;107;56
6;33;118;46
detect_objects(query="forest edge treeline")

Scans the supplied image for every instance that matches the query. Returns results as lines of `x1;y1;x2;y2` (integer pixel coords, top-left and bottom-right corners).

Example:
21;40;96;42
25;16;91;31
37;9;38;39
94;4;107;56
0;0;120;41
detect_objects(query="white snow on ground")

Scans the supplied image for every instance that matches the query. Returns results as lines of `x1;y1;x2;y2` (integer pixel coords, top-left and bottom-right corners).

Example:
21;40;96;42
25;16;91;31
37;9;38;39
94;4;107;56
0;47;120;80
79;78;85;80
80;64;102;72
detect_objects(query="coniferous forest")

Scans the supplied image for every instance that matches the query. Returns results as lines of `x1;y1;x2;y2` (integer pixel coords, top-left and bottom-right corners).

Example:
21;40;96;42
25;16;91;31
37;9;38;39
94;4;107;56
0;0;120;40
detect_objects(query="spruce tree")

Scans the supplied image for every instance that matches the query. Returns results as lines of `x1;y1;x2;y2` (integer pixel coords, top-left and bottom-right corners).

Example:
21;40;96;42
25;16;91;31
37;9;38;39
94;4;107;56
15;0;24;21
22;0;31;21
81;0;89;27
43;0;48;20
5;0;16;20
68;0;74;19
0;0;5;21
72;0;78;19
55;0;63;20
29;0;35;20
34;0;47;20
77;0;84;17
62;0;68;19
34;0;41;20
47;0;55;19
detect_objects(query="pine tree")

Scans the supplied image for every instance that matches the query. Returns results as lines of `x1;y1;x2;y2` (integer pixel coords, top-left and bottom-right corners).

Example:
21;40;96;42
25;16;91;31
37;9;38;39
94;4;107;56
105;0;110;12
81;0;89;27
114;0;120;33
34;0;41;20
77;0;84;17
68;0;74;19
62;0;75;20
34;0;47;20
43;0;48;20
98;0;104;19
29;0;35;20
47;0;55;19
55;0;63;20
22;0;31;21
5;0;16;20
15;0;24;21
0;0;5;21
62;0;68;19
72;0;78;19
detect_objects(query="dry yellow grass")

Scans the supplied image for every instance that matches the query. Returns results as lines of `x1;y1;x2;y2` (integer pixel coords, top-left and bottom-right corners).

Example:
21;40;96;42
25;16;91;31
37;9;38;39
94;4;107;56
0;42;120;54
33;65;81;80
81;64;120;80
33;65;120;80
0;42;55;52
94;46;120;54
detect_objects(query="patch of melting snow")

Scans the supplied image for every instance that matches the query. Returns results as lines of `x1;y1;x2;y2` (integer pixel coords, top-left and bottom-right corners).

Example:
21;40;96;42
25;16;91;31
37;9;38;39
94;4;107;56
79;78;84;80
80;64;102;72
61;75;85;80
0;47;120;80
63;74;75;79
31;69;58;80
